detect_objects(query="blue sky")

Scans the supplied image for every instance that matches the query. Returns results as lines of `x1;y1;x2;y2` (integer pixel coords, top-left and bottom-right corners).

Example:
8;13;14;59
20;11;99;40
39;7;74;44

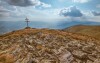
0;0;100;22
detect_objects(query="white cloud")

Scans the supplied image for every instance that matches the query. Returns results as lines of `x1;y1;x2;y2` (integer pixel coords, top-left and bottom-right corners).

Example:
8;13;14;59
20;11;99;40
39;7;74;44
58;0;90;3
40;3;51;8
1;0;51;8
72;0;90;3
0;0;100;23
0;0;51;20
0;6;10;18
59;6;100;22
87;16;100;22
60;6;83;17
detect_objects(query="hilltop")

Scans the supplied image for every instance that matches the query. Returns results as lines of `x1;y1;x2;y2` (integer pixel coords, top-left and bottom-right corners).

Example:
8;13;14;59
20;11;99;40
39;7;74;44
0;28;100;63
64;25;100;40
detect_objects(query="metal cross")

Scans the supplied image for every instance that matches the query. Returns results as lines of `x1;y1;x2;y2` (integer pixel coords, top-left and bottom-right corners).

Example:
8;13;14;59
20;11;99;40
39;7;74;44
25;17;30;27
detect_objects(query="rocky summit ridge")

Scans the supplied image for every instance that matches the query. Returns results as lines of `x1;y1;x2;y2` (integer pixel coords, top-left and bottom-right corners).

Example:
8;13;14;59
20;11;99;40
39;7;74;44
0;28;100;63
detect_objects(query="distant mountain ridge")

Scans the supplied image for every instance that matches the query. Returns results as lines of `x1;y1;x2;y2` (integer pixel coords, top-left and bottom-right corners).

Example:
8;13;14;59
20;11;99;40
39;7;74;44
0;21;100;34
64;25;100;40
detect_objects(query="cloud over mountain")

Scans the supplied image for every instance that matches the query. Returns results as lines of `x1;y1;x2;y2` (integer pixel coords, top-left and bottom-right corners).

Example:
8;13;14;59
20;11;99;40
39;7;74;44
60;6;83;17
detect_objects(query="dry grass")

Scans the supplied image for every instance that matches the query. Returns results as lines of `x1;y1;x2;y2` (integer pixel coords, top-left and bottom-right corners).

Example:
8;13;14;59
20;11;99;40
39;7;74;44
65;25;100;40
0;54;14;63
0;28;96;41
0;28;100;63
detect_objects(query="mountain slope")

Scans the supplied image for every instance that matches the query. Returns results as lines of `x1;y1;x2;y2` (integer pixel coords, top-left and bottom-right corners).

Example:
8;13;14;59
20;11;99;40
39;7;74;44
64;25;100;40
0;28;100;63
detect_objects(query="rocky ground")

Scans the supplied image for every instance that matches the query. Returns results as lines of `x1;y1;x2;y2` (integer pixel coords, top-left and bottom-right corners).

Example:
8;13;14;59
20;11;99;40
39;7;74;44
0;28;100;63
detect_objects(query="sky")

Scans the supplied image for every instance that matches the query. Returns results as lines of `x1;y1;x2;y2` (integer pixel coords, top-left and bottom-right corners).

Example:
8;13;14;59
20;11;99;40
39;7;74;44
0;0;100;22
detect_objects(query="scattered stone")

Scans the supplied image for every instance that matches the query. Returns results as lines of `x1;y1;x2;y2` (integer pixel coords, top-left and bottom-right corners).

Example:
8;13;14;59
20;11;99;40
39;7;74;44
0;28;100;63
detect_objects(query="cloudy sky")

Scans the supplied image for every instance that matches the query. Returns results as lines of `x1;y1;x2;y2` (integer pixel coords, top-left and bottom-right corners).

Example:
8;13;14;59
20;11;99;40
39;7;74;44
0;0;100;22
